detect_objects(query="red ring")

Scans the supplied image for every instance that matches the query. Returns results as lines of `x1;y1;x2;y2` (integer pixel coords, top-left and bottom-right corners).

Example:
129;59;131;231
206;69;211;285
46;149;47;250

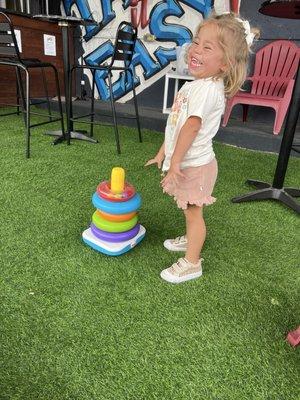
97;181;136;202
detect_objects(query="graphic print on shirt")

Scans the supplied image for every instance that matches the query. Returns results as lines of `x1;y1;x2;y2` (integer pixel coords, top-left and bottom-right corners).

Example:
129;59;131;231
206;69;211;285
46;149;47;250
170;91;188;127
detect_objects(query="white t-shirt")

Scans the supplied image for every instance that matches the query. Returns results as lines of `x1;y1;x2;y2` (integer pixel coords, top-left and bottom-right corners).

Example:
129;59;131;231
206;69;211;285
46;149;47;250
162;77;225;171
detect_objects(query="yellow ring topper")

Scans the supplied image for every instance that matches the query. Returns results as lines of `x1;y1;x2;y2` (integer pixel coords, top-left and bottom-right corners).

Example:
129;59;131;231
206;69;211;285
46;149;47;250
110;167;125;194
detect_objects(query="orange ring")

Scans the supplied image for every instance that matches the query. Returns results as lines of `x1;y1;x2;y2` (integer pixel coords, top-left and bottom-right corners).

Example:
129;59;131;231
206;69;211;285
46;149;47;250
96;209;137;222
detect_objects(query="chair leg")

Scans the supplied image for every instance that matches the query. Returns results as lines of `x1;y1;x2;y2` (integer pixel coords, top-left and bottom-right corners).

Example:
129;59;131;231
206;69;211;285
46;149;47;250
25;69;30;158
16;67;27;125
242;104;249;122
67;67;74;145
15;68;21;115
41;67;52;122
108;72;121;154
222;99;235;127
51;65;65;140
273;104;288;135
90;70;96;138
129;68;142;143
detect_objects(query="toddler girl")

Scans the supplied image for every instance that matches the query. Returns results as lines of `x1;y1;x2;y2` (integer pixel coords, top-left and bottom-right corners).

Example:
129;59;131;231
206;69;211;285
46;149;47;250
146;12;258;283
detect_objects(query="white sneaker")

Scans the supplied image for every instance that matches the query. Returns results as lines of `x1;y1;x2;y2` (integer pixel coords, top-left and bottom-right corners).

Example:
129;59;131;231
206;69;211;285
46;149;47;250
163;235;188;252
160;257;203;284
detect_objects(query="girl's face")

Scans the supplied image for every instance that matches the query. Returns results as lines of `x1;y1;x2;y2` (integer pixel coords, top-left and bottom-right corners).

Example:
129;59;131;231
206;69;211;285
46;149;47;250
188;23;227;79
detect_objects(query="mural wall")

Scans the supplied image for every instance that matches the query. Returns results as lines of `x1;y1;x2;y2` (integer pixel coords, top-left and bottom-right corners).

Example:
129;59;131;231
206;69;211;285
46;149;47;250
62;1;240;102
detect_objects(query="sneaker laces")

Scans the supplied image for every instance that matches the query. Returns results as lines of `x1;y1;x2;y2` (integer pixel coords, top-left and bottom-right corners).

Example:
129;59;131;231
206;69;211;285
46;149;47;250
171;258;190;274
170;258;201;276
173;235;187;244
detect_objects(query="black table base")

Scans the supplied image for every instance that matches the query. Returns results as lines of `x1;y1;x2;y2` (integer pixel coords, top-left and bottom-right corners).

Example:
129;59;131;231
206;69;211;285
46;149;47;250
232;179;300;213
33;15;99;147
45;130;98;144
234;1;300;214
232;63;300;214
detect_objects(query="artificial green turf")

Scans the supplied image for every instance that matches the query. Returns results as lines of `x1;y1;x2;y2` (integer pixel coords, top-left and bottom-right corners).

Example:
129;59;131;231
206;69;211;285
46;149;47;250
0;111;299;400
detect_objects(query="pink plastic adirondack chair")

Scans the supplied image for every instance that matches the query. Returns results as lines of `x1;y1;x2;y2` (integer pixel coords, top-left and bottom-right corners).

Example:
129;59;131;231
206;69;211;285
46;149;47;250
222;40;300;135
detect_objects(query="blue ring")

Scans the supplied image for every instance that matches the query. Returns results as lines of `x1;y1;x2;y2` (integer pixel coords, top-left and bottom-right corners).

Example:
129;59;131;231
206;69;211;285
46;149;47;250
92;192;141;214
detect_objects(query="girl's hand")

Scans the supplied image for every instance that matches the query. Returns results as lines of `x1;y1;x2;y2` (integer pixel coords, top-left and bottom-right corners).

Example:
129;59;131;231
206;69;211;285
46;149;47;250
145;154;164;169
161;162;185;188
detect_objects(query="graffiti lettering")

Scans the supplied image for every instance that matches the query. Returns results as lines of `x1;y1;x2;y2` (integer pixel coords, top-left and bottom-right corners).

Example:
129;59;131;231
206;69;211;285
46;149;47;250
64;0;115;41
63;0;214;100
85;39;160;100
150;0;192;68
180;0;212;17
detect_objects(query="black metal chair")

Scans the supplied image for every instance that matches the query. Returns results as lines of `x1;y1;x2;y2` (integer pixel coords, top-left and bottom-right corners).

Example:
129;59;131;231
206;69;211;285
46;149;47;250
0;11;65;158
69;21;142;154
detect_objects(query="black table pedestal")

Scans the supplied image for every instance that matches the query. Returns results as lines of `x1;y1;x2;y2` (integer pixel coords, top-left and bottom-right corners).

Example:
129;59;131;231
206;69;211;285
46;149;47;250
52;20;97;145
45;129;98;144
33;15;98;145
232;179;300;213
232;65;300;214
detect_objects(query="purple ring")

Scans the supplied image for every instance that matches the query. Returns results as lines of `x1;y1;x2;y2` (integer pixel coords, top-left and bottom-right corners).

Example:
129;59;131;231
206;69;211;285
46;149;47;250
90;223;140;243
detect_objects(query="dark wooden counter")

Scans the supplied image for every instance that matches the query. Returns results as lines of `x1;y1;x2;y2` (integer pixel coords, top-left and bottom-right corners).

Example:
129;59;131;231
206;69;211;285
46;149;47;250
0;11;74;105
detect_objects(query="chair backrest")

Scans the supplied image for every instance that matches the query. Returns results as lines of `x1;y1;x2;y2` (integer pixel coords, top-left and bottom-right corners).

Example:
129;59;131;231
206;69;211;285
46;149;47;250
110;21;137;68
0;12;21;60
251;40;299;97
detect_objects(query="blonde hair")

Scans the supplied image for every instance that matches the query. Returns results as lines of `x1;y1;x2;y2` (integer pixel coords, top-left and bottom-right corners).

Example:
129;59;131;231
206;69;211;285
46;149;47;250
195;13;259;97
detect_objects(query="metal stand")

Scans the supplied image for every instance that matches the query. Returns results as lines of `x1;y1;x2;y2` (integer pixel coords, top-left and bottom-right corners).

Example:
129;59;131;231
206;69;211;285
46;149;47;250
232;66;300;214
39;17;98;145
48;128;98;144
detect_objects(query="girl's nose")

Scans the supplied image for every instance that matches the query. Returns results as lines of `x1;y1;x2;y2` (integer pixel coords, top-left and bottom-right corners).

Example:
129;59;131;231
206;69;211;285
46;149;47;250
194;47;203;56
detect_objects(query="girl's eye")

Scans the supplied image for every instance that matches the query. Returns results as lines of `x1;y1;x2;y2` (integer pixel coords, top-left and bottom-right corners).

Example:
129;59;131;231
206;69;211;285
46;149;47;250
204;46;212;50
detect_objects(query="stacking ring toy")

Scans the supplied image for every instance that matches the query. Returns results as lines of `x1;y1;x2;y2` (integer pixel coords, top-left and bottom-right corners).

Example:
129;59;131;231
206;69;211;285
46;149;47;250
83;167;146;256
91;223;140;242
92;211;138;233
92;192;142;215
96;210;137;222
97;181;135;202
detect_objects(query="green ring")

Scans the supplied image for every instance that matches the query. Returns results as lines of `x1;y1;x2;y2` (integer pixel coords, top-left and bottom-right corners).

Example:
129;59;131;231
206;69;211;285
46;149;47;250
92;211;138;233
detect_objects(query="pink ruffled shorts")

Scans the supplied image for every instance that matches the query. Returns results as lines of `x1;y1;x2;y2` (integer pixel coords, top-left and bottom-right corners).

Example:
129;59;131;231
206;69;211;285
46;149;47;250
163;158;218;210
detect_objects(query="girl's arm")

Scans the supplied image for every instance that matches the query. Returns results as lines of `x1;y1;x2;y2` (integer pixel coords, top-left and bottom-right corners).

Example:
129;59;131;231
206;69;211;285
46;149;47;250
161;116;202;187
145;140;165;169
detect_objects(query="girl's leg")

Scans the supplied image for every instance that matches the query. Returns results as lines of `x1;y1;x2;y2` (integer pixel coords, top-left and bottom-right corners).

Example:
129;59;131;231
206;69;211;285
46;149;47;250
184;205;206;264
160;204;204;283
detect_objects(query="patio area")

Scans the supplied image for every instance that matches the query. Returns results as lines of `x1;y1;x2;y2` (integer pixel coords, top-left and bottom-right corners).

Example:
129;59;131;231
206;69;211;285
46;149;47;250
0;110;299;399
68;86;300;156
1;0;300;398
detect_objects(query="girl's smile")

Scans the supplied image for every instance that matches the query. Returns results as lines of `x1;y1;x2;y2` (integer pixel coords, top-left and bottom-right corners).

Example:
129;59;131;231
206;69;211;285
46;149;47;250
190;57;203;67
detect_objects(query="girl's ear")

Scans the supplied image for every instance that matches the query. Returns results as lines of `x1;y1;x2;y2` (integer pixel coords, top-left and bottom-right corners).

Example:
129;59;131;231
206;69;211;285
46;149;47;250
220;63;228;73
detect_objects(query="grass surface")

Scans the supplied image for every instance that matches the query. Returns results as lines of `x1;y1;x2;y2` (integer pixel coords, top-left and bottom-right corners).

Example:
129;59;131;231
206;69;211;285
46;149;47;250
0;112;299;400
